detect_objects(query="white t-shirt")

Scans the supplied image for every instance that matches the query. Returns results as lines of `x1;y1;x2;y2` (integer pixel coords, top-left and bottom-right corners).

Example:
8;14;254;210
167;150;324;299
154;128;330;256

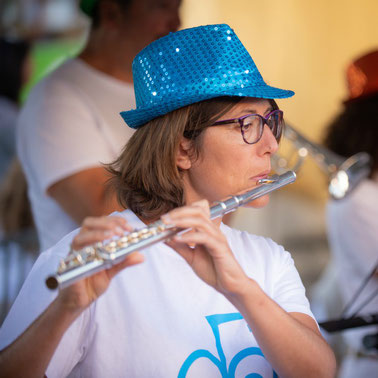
326;179;378;357
16;58;135;251
0;210;315;378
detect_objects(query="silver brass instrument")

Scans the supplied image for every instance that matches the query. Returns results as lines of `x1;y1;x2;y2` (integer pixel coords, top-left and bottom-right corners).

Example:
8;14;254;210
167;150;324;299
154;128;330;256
274;123;371;199
46;171;296;290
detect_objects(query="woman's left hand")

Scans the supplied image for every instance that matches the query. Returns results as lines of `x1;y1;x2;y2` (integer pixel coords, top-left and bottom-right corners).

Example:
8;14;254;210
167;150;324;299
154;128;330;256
164;200;250;296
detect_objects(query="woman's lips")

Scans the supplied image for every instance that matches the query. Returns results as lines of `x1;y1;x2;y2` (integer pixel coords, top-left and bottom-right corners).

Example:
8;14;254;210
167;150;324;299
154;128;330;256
250;171;270;182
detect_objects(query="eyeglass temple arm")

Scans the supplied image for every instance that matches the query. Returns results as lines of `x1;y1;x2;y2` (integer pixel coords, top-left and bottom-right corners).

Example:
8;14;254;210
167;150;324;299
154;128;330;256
212;118;240;126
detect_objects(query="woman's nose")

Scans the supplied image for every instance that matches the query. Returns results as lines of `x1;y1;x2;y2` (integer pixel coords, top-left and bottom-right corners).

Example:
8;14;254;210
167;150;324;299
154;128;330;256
258;124;279;155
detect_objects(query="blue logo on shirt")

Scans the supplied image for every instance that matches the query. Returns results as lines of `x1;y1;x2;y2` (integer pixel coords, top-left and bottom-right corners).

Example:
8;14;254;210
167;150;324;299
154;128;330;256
178;313;277;377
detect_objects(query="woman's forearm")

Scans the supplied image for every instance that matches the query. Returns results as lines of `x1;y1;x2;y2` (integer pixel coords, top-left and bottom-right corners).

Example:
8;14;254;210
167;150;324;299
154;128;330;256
0;217;143;377
0;298;83;378
226;279;336;378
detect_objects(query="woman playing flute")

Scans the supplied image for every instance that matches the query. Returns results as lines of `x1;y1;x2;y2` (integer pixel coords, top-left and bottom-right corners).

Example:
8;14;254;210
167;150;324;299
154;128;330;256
0;24;335;377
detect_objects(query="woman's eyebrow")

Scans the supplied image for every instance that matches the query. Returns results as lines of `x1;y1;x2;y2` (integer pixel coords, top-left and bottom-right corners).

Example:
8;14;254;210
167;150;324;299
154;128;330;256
240;107;274;116
238;109;258;116
264;108;274;116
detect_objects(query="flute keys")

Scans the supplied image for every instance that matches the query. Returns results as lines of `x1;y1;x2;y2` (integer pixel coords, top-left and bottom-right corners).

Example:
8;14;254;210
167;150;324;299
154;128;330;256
84;246;96;257
117;236;129;249
104;240;117;253
139;228;151;239
75;252;84;265
157;224;167;232
148;226;158;235
57;223;170;274
128;232;140;243
58;260;67;273
95;241;104;249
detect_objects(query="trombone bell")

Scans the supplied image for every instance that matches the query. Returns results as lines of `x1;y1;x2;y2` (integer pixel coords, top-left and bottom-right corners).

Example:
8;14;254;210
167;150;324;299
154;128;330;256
274;124;371;199
328;152;371;199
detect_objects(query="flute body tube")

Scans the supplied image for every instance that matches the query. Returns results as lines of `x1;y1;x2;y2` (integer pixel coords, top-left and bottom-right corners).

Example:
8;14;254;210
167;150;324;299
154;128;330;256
46;171;296;290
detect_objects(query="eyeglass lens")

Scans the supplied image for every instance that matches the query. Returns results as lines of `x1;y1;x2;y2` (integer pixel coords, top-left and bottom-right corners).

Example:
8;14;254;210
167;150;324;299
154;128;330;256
242;111;282;144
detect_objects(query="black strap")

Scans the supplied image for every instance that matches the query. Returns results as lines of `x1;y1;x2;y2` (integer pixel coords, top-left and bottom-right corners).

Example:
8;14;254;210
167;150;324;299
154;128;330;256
340;260;378;318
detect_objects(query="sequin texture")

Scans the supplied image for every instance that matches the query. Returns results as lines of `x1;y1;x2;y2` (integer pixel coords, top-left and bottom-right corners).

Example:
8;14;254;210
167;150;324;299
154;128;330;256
121;24;294;129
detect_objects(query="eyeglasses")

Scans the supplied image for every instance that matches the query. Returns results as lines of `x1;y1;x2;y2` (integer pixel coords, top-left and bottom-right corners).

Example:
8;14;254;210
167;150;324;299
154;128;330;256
211;109;284;145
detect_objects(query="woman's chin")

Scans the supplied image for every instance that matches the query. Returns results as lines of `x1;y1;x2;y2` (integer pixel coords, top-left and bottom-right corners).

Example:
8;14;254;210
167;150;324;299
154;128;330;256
244;194;270;208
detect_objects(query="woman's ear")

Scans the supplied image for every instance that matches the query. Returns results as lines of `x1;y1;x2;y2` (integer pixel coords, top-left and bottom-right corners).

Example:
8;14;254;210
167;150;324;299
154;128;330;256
176;137;192;170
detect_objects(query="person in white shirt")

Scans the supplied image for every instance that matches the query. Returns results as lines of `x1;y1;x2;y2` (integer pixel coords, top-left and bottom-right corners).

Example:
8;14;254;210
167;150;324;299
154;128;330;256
17;0;181;251
1;24;336;377
323;50;378;378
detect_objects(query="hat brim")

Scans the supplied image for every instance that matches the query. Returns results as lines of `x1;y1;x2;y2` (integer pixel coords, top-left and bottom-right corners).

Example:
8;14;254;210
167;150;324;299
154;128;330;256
121;84;294;129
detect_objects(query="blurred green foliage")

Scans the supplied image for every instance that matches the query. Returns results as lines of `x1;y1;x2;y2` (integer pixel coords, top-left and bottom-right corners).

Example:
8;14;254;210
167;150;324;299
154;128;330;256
21;38;85;103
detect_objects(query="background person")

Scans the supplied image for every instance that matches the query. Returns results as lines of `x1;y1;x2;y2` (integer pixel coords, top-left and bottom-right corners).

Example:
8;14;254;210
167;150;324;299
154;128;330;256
323;49;378;378
0;37;33;235
0;25;335;377
16;0;181;251
0;37;31;181
0;37;37;322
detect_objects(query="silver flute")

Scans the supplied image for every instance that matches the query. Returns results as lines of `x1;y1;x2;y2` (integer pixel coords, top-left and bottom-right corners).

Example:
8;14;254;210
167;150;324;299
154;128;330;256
46;171;296;290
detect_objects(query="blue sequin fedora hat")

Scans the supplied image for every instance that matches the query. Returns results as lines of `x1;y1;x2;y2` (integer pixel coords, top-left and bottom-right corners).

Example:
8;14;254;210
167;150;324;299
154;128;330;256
121;24;294;129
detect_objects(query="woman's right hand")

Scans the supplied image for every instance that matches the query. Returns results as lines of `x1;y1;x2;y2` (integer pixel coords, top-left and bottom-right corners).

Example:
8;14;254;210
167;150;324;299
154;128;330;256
56;216;144;314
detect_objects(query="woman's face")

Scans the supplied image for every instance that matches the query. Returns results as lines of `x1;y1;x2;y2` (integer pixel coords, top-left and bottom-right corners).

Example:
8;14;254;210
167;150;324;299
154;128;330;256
179;98;279;208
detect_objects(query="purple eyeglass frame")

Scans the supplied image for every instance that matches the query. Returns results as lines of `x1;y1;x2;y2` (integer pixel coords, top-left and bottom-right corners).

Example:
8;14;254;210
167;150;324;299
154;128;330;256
211;109;284;145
